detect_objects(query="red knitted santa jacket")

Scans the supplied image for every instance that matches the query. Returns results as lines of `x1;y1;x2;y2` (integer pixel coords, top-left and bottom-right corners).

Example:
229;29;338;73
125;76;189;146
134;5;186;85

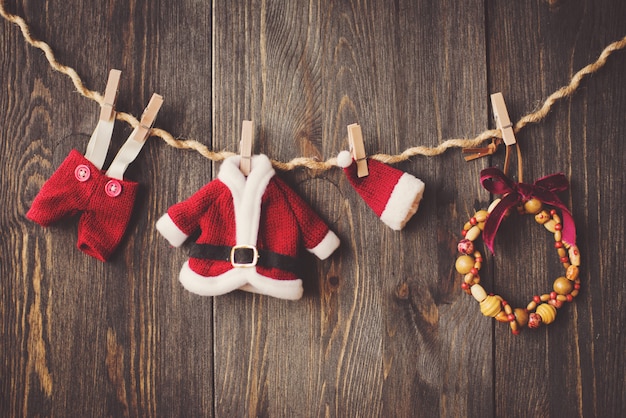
156;154;340;300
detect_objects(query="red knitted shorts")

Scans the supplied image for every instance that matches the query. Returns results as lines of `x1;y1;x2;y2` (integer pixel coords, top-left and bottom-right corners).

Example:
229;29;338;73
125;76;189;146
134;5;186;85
26;149;138;261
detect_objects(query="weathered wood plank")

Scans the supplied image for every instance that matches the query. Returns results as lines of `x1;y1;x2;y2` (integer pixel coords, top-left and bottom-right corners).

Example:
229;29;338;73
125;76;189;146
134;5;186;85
1;0;625;417
487;1;626;417
212;0;491;417
1;1;214;417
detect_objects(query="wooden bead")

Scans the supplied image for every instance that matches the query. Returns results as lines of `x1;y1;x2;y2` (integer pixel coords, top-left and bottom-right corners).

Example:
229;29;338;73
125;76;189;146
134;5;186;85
528;313;542;328
553;277;574;295
455;255;475;274
464;273;475;284
536;303;557;325
523;198;543;214
535;210;551;224
480;295;502;317
457;239;474;254
552;213;561;224
556;294;567;302
488;199;501;213
554;231;562;242
470;284;488;302
495;311;510;322
474;210;489;223
540;294;550;302
557;248;567;258
568;246;581;266
514;308;529;327
566;265;579;281
504;304;513;315
526;301;537;311
571;289;579;297
465;226;481;241
543;219;557;233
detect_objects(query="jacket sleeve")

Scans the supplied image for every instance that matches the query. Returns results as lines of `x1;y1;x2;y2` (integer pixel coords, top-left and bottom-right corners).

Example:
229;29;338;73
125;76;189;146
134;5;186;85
156;180;223;247
273;177;340;260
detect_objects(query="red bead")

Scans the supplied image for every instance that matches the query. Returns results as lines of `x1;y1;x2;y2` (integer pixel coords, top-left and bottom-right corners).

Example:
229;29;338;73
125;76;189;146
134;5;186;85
501;300;508;306
470;268;479;275
574;283;581;290
555;223;563;231
533;295;541;303
512;329;521;335
476;256;483;263
550;210;557;215
550;291;557;299
566;294;574;302
507;314;516;322
555;242;563;248
560;257;569;263
470;217;477;225
461;282;469;290
461;230;467;237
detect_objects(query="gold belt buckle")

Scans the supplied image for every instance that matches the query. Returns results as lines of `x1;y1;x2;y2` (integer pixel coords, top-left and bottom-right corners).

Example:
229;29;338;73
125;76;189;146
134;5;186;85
230;245;259;268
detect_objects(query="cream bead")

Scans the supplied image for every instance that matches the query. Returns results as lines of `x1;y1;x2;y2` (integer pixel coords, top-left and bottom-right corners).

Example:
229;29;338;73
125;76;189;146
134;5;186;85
470;284;488;302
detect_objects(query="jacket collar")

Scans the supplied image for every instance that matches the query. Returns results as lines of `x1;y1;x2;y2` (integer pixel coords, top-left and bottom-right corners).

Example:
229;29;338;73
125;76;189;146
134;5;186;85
218;154;276;245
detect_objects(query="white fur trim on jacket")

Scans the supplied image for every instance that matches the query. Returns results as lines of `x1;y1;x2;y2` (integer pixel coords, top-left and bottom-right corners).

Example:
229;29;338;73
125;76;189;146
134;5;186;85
308;230;340;260
156;213;189;247
179;261;304;300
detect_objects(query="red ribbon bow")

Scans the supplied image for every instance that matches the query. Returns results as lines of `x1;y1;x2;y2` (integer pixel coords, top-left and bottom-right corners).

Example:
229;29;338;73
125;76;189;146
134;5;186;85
480;167;576;253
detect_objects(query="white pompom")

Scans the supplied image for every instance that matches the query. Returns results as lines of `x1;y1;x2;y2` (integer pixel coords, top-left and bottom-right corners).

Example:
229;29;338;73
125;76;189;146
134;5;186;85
337;150;353;168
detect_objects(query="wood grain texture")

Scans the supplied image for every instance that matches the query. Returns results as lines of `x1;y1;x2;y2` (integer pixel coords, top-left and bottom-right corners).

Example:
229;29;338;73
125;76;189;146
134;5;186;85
1;0;625;417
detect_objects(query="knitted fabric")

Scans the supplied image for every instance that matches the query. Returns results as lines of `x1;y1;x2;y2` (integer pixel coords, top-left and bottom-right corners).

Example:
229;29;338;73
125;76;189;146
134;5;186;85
26;149;138;261
341;156;425;230
157;154;340;300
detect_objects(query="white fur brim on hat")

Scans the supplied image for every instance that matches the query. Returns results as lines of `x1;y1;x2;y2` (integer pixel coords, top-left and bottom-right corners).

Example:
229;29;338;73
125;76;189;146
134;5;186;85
380;173;425;230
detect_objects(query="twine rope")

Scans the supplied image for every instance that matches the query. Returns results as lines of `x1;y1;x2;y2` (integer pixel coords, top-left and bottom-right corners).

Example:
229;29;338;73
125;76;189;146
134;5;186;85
1;3;625;171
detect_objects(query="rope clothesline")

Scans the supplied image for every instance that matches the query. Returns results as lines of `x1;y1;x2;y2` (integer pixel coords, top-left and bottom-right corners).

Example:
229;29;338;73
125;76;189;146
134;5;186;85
1;3;625;171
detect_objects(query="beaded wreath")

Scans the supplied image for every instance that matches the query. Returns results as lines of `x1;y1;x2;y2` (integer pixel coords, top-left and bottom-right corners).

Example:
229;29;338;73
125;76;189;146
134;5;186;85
456;165;581;335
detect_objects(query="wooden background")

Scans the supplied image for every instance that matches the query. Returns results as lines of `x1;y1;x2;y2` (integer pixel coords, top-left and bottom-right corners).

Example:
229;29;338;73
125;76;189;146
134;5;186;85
1;0;625;417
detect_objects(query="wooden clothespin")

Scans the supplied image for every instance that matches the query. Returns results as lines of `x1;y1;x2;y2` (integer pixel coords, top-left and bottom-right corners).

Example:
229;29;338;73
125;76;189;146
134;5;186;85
490;92;516;146
462;137;502;161
239;120;254;176
134;93;164;143
99;69;122;122
347;123;368;177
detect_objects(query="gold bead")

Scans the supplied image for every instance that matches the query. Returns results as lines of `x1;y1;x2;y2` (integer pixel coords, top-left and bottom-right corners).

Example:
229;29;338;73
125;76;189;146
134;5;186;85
514;308;529;327
553;277;574;295
523;198;543;214
536;303;557;325
480;295;502;317
455;255;475;274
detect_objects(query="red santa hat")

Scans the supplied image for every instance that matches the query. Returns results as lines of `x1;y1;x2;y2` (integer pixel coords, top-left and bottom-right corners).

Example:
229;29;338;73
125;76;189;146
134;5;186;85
337;150;425;230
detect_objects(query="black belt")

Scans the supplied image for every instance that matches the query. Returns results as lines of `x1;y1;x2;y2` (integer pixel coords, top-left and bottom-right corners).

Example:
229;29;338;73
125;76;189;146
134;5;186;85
189;244;303;277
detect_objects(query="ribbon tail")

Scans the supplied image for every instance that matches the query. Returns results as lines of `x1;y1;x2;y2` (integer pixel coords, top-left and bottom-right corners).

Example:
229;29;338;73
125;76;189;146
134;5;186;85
561;211;577;246
482;193;520;254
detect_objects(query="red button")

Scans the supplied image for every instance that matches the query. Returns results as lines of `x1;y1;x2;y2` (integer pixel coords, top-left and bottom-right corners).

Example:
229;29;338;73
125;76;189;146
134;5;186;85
105;180;122;197
74;164;91;182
